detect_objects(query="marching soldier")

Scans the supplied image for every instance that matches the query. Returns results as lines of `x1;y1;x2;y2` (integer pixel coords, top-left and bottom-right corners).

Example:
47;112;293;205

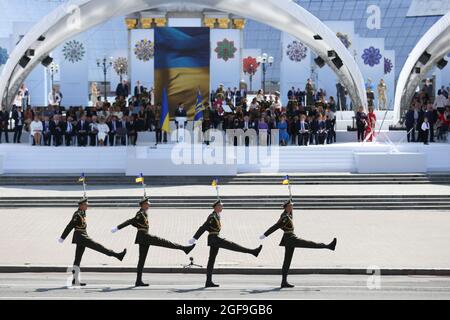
112;196;196;287
260;199;337;288
58;197;127;286
189;200;263;288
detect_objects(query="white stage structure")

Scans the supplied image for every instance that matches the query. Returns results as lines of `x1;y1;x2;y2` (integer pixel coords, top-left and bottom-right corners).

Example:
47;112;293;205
394;11;450;124
1;142;449;175
0;0;367;111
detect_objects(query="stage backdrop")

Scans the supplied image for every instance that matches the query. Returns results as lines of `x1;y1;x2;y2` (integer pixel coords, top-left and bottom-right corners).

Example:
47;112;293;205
154;27;210;119
130;29;155;92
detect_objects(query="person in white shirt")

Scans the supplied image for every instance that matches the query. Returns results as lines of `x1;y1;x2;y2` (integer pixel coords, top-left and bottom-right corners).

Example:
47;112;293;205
97;117;110;146
421;117;430;145
30;115;43;146
48;88;62;106
434;91;448;111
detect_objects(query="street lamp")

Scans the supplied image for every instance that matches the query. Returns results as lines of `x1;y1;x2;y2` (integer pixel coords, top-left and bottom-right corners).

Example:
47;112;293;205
97;56;113;102
47;62;59;90
257;53;274;93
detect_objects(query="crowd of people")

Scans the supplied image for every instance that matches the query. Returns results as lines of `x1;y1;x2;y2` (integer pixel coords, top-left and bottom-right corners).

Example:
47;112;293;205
404;87;450;145
0;80;449;147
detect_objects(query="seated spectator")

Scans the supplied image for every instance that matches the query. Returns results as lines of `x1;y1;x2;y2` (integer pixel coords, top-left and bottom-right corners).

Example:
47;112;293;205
97;117;110;146
277;115;290;146
297;115;310;146
127;115;138;146
42;115;52;146
63;116;76;146
88;116;99;146
30;115;43;146
50;114;63;146
76;115;89;147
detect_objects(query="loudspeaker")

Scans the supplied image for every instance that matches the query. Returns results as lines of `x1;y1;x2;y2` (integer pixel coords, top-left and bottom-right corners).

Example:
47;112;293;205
436;58;448;70
332;56;343;69
328;50;336;58
19;55;31;68
415;67;421;74
314;56;325;68
418;51;431;65
313;34;323;40
41;56;53;67
38;35;46;41
25;49;35;57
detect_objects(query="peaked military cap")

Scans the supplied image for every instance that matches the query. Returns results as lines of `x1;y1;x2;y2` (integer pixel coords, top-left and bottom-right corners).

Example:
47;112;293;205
78;197;89;205
139;196;151;205
212;199;224;208
283;199;294;208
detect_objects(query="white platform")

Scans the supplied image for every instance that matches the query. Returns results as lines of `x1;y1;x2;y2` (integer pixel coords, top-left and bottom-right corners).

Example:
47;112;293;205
355;152;426;174
0;141;449;175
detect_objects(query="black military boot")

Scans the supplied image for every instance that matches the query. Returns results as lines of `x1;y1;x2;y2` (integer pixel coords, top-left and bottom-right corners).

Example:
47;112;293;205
205;281;220;288
328;238;337;251
281;281;295;288
183;244;196;255
72;270;86;287
117;249;127;261
135;280;149;287
253;245;263;257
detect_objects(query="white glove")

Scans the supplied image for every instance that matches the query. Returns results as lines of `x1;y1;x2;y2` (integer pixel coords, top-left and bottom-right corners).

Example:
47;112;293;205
57;238;64;244
111;227;119;234
188;238;197;245
259;235;267;241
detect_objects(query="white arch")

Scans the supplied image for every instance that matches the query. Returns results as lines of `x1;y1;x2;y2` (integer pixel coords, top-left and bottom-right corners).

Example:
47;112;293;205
394;11;450;123
0;0;367;110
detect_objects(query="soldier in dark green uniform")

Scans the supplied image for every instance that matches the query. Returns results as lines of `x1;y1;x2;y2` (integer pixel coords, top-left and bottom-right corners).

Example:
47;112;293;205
189;200;263;288
58;197;127;286
260;199;337;288
112;196;195;287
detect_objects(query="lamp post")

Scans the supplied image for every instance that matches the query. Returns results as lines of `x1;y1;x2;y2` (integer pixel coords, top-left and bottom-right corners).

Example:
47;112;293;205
97;57;113;102
257;53;274;93
47;62;59;90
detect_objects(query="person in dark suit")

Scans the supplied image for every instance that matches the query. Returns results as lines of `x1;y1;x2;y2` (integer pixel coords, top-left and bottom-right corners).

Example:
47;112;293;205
355;106;368;142
107;115;121;146
309;115;319;145
260;200;337;288
63;116;76;146
134;81;145;98
116;80;129;99
42;116;52;146
127;115;138;146
296;115;310;146
58;198;127;286
405;106;416;143
174;103;188;129
425;105;436;143
50;115;64;146
76;115;89;147
12;106;24;143
0;109;10;143
189;200;262;288
112;197;195;287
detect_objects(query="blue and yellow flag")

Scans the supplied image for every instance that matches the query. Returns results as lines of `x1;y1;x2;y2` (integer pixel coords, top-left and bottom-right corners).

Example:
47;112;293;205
160;88;170;133
154;27;210;119
194;90;204;125
282;175;290;185
136;173;144;184
212;178;219;187
78;173;85;183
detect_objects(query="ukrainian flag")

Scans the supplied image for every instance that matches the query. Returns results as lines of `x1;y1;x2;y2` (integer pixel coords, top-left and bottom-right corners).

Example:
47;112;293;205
212;178;219;187
160;88;170;133
78;173;85;183
194;90;204;126
154;27;210;119
136;173;144;184
282;176;290;185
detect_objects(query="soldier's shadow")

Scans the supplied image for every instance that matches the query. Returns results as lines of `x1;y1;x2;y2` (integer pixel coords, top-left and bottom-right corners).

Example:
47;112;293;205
98;286;137;293
244;287;283;294
171;287;207;294
35;286;70;293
